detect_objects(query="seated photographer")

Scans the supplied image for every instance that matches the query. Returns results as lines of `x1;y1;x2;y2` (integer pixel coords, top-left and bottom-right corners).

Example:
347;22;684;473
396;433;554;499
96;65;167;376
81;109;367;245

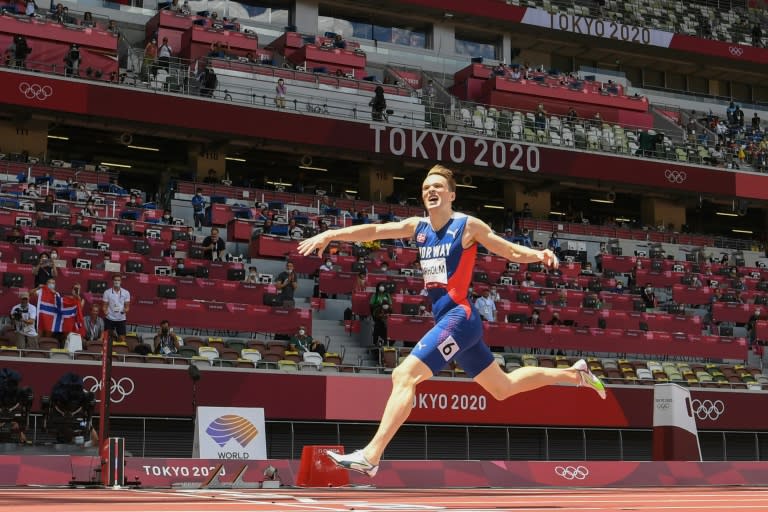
0;368;32;444
153;320;181;356
10;291;38;349
45;373;97;446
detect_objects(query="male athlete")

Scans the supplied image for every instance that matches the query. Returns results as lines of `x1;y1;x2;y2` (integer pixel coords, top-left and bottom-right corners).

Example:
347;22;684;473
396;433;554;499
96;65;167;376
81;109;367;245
297;165;606;477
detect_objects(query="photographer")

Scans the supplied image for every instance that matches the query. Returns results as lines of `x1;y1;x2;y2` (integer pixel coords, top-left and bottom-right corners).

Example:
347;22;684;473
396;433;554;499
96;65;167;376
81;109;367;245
10;292;38;349
0;368;32;444
33;252;57;288
275;261;298;308
153;320;181;356
6;35;31;69
64;43;81;77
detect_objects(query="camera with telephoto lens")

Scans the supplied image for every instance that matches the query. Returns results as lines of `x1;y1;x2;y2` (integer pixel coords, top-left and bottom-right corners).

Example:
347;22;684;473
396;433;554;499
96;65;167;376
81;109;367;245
11;306;25;323
0;368;34;443
42;373;95;444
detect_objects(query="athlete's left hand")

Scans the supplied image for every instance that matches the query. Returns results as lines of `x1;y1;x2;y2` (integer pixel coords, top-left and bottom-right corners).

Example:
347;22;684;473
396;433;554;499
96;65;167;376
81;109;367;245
541;249;559;269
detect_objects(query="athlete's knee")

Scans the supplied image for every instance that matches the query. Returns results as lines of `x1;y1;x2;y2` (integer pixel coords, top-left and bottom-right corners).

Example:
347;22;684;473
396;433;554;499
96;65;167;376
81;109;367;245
391;357;429;388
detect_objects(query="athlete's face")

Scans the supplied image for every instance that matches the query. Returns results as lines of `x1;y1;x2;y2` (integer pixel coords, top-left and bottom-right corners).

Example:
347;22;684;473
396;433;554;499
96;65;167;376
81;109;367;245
421;175;455;211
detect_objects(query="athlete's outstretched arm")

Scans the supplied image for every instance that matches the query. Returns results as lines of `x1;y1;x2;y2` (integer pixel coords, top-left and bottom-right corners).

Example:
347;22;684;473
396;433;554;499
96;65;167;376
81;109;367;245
467;217;558;267
297;217;420;256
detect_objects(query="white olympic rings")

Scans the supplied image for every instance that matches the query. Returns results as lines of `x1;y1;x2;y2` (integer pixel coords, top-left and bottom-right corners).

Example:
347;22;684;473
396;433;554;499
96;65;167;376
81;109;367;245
664;169;687;184
554;465;589;480
690;399;725;420
82;375;136;403
18;82;53;100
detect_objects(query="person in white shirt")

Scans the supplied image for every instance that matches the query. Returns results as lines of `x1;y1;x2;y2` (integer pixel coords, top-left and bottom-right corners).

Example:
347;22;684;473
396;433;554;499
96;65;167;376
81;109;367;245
474;289;497;322
157;36;173;72
488;285;500;302
102;275;131;342
10;292;37;349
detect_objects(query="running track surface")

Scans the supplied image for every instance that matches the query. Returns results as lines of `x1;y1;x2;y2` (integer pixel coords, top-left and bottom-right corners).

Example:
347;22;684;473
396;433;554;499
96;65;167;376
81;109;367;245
3;486;768;512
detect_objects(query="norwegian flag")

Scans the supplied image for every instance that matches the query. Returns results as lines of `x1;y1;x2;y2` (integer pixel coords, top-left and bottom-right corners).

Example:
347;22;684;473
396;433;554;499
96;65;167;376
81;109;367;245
36;287;85;335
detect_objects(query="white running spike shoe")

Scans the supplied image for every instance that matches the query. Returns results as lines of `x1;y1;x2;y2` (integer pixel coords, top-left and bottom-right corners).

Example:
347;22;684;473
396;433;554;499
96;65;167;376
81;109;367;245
326;449;379;477
572;359;607;400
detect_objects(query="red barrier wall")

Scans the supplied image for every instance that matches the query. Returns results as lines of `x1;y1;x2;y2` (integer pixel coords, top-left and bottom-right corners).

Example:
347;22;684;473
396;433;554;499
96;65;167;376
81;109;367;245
2;456;768;488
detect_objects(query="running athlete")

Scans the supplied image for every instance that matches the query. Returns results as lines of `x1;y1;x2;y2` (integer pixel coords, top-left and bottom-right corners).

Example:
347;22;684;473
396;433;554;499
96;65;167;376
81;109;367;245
297;165;606;477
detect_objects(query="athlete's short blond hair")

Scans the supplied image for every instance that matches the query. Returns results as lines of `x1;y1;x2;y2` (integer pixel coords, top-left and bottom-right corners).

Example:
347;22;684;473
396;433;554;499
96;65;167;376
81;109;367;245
425;164;456;192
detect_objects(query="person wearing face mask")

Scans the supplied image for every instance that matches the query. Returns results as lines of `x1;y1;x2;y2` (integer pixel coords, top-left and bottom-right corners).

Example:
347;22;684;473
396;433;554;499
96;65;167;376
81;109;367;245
377;263;390;275
641;283;656;310
153;320;180;356
162;242;178;258
275;261;297;307
319;258;335;272
369;284;392;315
417;303;431;317
353;271;368;293
289;325;326;357
528;309;542;325
102;275;131;343
244;266;259;284
191;188;206;231
161;209;175;225
33;252;58;288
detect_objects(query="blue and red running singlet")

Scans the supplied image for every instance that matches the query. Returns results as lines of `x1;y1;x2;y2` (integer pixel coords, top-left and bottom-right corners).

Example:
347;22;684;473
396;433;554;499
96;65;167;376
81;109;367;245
410;213;495;377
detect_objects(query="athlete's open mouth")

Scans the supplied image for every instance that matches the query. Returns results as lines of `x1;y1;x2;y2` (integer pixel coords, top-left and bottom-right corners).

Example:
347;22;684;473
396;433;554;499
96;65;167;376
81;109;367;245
427;195;439;206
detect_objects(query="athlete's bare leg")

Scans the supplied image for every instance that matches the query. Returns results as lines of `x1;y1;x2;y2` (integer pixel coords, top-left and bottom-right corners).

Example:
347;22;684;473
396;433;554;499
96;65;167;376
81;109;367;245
361;355;432;465
473;361;580;400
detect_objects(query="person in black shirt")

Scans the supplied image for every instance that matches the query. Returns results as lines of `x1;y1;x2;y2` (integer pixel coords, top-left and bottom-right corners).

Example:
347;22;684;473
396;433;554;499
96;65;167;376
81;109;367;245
275;261;298;307
202;227;225;261
33;252;57;288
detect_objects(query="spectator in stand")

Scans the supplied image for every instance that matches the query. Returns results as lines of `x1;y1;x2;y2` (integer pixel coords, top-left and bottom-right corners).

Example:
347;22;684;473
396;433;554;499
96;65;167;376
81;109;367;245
102;275;130;343
275;261;298;307
82;11;95;27
521;272;536;288
423;79;435;106
274;78;287;109
160;209;175;224
155;36;172;73
83;304;104;344
566;106;578;126
752;23;763;47
475;289;497;322
261;218;273;234
199;66;217;97
37;194;55;213
81;197;97;217
528;309;542;325
107;19;118;34
24;184;39;199
554;289;568;307
142;38;158;81
353;271;368;293
203;168;219;184
333;33;347;49
492;63;506;76
509;65;521;80
369;86;387;122
547;232;560;256
70;284;85;310
418;303;431;317
488;285;500;302
244;266;259;283
287;218;304;239
191;188;205;230
153;320;181;355
641;283;656;310
168;0;181;11
521;202;532;218
534;104;547;131
161;241;178;258
371;302;390;346
61;6;74;24
10;292;37;349
24;0;36;16
752;113;761;132
6;227;23;243
369;283;392;314
591;112;603;129
33;252;57;288
547;311;562;326
289;325;326;357
202;227;226;261
208;41;229;59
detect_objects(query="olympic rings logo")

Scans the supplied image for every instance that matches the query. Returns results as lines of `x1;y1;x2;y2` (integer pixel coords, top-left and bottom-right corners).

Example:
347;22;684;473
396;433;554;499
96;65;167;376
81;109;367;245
690;399;725;420
554;465;589;480
82;376;135;403
665;169;687;184
18;82;53;100
728;46;744;57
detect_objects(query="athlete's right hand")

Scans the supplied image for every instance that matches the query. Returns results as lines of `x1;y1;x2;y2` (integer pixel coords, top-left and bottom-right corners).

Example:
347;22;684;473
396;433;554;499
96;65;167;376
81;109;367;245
297;232;332;257
540;249;559;269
